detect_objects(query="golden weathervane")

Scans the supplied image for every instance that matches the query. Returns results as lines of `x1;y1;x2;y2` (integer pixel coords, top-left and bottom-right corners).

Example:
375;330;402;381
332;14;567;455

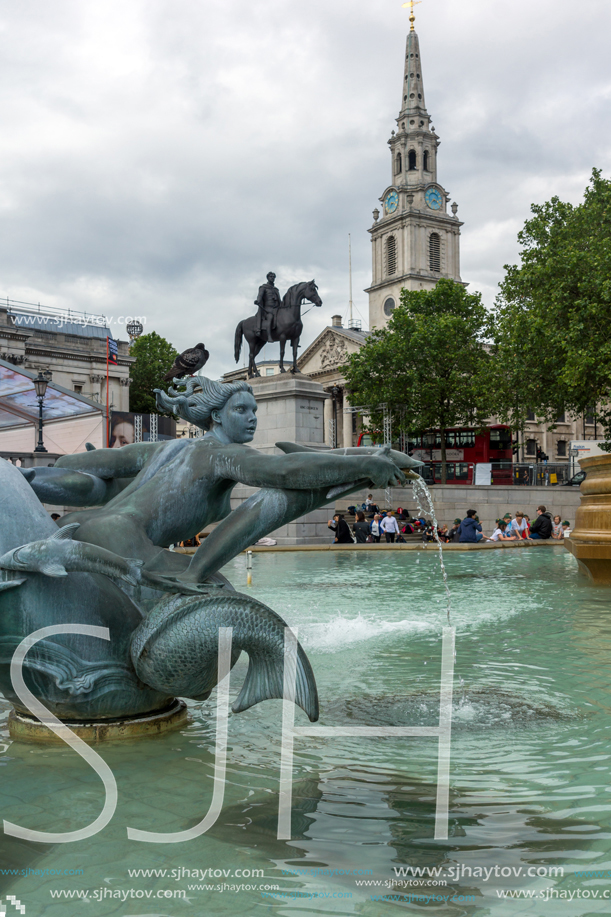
402;0;422;30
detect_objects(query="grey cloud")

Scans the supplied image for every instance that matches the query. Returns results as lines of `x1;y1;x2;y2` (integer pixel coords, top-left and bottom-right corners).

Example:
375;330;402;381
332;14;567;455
0;0;609;377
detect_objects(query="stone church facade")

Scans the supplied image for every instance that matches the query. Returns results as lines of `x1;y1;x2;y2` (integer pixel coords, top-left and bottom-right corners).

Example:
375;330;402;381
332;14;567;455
366;22;462;330
292;18;463;443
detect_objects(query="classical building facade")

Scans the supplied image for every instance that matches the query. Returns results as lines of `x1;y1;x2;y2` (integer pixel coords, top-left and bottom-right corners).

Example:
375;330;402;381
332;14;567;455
366;18;462;330
0;301;132;414
297;316;368;447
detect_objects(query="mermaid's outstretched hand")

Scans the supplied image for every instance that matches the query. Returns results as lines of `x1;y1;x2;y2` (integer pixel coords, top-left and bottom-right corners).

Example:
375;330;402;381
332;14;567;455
363;449;408;489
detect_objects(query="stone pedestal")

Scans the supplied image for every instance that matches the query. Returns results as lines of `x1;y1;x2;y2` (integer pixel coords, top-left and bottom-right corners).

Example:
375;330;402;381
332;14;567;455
231;373;333;545
565;453;611;584
248;373;328;453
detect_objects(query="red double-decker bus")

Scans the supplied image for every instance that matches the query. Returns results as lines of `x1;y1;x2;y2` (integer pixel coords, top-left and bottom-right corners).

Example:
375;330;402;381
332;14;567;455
357;425;513;485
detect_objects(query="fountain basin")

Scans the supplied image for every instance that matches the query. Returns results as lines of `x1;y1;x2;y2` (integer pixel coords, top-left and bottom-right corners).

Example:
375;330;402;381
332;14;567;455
564;452;611;583
0;547;607;917
8;699;188;744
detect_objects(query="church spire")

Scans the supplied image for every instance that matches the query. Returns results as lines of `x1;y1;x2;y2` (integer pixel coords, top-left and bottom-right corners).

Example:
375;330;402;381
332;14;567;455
366;10;463;330
400;24;427;121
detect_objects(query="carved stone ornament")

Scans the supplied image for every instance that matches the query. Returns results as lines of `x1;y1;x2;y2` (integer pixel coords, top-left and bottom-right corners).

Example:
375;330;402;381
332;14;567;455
320;335;348;370
0;352;25;365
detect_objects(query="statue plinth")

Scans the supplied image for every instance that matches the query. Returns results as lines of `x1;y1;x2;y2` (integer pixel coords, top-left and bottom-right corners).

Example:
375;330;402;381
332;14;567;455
248;373;328;454
565;453;611;583
230;374;332;544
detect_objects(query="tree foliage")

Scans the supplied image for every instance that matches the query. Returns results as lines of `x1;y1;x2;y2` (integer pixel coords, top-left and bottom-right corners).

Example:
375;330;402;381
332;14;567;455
493;169;611;434
343;279;494;483
129;331;178;414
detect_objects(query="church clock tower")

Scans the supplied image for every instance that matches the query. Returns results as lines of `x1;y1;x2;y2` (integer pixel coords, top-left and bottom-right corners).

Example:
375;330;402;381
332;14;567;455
366;8;463;329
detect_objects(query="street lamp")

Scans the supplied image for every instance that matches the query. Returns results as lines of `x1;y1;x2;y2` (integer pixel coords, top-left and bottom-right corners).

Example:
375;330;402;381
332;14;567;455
331;385;341;449
33;370;52;453
127;320;144;345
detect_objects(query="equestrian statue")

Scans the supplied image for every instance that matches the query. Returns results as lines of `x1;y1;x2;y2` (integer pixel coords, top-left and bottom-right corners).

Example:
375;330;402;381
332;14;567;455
234;272;322;377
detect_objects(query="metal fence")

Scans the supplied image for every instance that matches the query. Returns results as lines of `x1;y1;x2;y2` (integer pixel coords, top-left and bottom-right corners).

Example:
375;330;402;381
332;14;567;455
511;463;573;486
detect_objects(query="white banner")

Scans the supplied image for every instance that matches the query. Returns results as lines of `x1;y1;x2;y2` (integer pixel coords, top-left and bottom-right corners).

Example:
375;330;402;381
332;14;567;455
474;463;492;486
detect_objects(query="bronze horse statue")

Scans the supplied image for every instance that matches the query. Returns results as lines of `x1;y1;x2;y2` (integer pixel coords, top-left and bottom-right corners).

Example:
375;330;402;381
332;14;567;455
234;280;322;377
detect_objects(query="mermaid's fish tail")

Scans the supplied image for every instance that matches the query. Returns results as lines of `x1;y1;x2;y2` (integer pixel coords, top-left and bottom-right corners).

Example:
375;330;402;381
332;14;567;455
130;593;319;722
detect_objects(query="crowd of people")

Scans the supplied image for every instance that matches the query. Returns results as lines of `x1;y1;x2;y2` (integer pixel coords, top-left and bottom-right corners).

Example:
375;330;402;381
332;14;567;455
440;506;571;544
328;499;572;545
328;508;406;544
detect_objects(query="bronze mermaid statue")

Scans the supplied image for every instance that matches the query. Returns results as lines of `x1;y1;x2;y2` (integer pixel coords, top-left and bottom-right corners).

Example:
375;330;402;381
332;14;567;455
0;376;421;725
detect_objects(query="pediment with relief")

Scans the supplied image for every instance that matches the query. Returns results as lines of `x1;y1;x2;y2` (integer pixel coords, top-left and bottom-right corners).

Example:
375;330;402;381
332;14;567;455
320;336;348;369
299;329;361;375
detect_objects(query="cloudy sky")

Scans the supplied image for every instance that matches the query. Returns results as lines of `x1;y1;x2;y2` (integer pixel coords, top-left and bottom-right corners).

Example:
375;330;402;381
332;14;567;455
0;0;609;378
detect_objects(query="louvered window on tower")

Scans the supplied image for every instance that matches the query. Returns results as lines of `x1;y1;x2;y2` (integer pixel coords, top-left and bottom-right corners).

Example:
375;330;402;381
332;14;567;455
429;233;441;272
386;236;397;276
408;150;417;170
395;153;402;174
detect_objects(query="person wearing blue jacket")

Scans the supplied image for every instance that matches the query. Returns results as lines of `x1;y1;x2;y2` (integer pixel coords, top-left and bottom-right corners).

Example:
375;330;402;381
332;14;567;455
458;509;483;543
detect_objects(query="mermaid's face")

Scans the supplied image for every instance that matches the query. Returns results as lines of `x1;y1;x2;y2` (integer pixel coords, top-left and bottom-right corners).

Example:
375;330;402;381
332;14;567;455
212;392;258;443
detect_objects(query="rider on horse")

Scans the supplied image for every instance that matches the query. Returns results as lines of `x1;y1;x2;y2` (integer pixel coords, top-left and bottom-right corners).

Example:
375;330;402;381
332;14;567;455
254;272;282;340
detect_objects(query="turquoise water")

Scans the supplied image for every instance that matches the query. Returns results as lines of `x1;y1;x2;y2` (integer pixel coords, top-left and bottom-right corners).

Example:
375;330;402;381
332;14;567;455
2;546;611;916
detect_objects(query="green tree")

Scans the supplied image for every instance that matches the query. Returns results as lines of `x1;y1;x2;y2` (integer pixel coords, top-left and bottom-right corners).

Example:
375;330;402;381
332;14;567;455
129;331;178;414
493;169;611;436
343;279;495;483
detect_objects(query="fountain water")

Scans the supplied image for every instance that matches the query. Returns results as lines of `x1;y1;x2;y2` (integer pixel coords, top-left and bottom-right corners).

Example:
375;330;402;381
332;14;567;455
412;477;452;622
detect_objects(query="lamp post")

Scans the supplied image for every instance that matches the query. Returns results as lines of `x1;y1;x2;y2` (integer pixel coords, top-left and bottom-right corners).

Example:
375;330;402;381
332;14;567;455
331;385;340;449
127;320;144;347
33;370;52;453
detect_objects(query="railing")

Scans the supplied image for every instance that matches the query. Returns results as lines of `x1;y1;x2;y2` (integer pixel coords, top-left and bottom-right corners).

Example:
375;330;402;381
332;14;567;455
512;462;572;486
2;295;108;328
408;462;573;486
0;451;61;468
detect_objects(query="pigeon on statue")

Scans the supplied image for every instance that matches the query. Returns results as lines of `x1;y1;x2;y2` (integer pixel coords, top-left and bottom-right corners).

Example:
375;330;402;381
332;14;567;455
163;343;209;381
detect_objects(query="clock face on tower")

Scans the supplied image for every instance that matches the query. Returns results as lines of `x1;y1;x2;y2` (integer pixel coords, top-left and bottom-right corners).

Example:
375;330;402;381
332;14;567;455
425;187;443;211
384;190;399;214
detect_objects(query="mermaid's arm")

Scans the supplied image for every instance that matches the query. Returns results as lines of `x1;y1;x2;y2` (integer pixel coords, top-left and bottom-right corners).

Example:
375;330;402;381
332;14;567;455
19;466;133;507
275;441;423;474
182;481;371;583
182;446;412;584
55;442;163;479
219;445;408;491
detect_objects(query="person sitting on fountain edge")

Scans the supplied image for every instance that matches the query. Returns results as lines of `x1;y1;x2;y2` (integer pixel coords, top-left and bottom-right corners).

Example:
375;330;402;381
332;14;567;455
528;505;554;540
328;513;354;544
458;509;482;543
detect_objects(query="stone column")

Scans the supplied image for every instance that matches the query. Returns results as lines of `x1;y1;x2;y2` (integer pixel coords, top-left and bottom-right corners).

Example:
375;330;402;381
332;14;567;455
323;394;334;447
343;391;352;448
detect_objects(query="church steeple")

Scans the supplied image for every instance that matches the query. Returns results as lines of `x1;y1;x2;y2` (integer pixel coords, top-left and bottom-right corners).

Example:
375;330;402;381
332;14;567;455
390;25;437;190
365;17;463;330
400;27;426;121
